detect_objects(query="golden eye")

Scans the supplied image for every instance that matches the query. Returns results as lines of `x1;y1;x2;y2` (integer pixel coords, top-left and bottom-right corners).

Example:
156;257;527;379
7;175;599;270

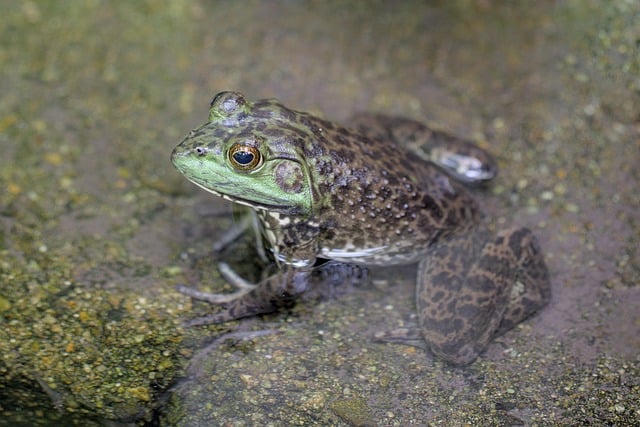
228;143;262;171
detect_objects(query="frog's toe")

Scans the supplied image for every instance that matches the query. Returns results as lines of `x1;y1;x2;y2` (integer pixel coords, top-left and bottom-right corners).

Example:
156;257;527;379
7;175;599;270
373;326;429;351
175;283;254;304
174;261;259;304
181;311;237;327
375;326;485;365
218;262;258;291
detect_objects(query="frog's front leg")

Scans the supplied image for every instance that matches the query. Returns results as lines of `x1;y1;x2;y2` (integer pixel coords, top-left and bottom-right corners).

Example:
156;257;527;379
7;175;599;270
178;261;367;327
176;262;258;305
418;227;551;365
177;266;310;326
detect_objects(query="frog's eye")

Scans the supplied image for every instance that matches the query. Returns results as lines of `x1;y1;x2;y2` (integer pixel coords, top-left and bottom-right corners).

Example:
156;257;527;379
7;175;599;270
228;143;262;171
210;92;226;107
209;91;246;116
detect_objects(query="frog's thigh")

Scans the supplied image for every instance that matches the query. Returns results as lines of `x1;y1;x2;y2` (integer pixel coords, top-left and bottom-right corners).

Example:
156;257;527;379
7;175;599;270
418;227;550;365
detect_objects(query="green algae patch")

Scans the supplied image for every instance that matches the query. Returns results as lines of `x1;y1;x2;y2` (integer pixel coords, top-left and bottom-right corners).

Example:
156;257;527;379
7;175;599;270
330;396;376;427
0;246;187;423
0;294;11;312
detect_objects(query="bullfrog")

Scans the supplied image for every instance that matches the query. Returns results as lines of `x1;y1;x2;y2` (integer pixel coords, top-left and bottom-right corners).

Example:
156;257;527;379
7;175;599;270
171;91;551;365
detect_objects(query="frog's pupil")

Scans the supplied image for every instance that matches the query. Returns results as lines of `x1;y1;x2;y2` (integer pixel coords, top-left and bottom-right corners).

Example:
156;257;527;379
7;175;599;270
233;150;254;165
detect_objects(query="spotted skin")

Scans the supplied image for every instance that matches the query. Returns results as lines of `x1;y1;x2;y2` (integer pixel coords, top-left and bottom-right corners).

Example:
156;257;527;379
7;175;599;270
415;226;550;364
171;91;551;365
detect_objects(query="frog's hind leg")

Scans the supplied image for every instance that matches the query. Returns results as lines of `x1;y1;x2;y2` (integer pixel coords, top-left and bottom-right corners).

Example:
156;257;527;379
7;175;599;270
493;228;551;335
348;114;497;184
418;227;550;366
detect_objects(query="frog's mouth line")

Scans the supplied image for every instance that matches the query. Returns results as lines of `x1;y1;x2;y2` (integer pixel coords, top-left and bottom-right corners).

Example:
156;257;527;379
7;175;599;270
188;178;293;213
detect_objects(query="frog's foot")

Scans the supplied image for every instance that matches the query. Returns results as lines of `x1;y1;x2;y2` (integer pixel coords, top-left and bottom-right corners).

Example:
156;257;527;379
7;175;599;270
211;217;252;253
176;262;256;304
211;211;269;262
373;325;429;351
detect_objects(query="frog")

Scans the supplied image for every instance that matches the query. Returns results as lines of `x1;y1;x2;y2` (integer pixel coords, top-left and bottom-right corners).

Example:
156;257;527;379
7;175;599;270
171;91;551;366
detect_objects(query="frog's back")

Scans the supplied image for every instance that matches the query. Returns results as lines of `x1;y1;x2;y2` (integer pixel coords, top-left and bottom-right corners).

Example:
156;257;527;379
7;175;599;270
303;119;483;265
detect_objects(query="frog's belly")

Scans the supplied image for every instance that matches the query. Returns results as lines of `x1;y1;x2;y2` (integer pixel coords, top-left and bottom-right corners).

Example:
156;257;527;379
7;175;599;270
321;246;425;266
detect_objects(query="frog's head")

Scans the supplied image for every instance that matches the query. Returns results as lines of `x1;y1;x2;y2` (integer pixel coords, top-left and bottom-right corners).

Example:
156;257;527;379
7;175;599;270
171;91;315;217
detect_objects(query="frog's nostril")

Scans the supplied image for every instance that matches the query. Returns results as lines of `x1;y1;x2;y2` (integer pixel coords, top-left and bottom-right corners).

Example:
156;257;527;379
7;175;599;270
194;146;207;156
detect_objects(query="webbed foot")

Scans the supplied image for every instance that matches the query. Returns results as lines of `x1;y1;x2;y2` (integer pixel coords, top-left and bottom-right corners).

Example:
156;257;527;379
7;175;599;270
176;262;257;304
